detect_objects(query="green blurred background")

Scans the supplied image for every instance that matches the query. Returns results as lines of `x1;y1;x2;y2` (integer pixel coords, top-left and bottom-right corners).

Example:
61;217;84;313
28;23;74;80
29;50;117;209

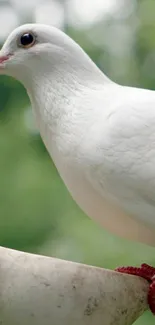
0;0;155;323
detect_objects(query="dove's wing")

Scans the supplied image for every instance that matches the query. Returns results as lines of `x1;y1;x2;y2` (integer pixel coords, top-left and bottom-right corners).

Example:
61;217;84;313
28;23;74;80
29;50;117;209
85;85;155;231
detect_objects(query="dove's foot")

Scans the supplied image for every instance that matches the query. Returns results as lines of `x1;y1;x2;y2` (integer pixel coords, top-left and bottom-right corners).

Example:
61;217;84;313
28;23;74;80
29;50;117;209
115;263;155;315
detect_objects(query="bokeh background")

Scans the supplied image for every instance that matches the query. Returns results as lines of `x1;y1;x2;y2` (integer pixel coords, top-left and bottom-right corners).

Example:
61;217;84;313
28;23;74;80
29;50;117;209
0;0;155;323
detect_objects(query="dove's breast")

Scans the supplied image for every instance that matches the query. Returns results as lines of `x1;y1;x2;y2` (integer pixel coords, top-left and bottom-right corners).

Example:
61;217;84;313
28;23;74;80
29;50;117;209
56;162;155;246
40;121;155;246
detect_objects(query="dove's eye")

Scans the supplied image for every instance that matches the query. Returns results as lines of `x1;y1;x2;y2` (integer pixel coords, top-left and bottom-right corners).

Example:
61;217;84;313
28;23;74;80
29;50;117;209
19;33;36;48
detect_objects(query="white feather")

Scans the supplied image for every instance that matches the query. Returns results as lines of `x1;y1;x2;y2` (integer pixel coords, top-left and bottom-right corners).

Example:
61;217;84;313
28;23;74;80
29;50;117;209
1;23;155;245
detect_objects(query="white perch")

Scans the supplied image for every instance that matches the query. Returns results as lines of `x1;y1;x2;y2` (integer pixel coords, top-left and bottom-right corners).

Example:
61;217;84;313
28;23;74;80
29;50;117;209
0;246;149;325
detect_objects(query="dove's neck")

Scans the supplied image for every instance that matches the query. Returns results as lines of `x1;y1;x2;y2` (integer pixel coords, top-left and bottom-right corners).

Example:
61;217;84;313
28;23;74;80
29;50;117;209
26;52;109;121
24;51;112;166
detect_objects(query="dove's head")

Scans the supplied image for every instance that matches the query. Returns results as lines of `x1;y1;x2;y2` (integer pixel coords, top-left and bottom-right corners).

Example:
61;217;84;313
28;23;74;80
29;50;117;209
0;23;99;90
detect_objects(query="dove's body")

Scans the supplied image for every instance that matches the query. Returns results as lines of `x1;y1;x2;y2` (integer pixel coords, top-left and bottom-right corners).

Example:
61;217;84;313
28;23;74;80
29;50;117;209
29;61;155;246
1;24;155;245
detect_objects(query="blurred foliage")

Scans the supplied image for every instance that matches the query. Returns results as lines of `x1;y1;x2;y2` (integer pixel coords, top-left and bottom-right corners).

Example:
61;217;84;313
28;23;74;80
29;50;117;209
0;0;155;323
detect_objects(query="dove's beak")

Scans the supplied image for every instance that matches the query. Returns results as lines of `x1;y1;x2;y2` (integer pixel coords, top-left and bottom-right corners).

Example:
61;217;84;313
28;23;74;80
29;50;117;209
0;53;12;73
0;55;9;64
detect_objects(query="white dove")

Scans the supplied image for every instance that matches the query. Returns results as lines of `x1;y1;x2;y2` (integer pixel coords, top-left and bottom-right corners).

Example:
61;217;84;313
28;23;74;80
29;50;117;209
0;23;155;314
